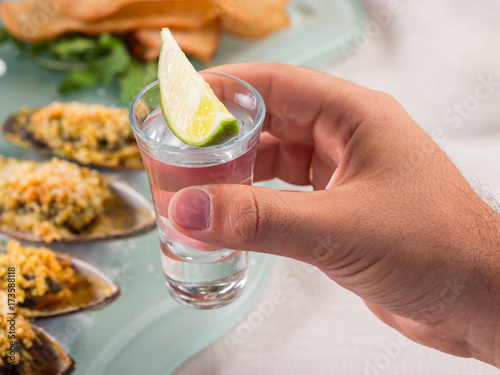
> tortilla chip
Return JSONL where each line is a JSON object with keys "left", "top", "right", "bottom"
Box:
{"left": 220, "top": 7, "right": 289, "bottom": 38}
{"left": 128, "top": 39, "right": 160, "bottom": 62}
{"left": 210, "top": 0, "right": 289, "bottom": 38}
{"left": 1, "top": 0, "right": 218, "bottom": 42}
{"left": 132, "top": 21, "right": 220, "bottom": 63}
{"left": 58, "top": 0, "right": 164, "bottom": 22}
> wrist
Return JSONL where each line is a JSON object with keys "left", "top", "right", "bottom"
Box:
{"left": 461, "top": 306, "right": 500, "bottom": 367}
{"left": 456, "top": 202, "right": 500, "bottom": 367}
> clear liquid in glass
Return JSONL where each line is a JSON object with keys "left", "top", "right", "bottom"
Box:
{"left": 140, "top": 105, "right": 256, "bottom": 308}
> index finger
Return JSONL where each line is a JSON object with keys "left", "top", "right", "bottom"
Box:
{"left": 205, "top": 63, "right": 367, "bottom": 143}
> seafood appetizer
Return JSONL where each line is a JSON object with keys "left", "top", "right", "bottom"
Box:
{"left": 0, "top": 240, "right": 120, "bottom": 318}
{"left": 2, "top": 101, "right": 143, "bottom": 169}
{"left": 0, "top": 156, "right": 156, "bottom": 242}
{"left": 0, "top": 291, "right": 76, "bottom": 374}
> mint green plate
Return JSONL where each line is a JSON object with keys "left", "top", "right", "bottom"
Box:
{"left": 0, "top": 1, "right": 364, "bottom": 373}
{"left": 214, "top": 0, "right": 366, "bottom": 67}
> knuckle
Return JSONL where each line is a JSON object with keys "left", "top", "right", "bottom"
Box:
{"left": 378, "top": 92, "right": 405, "bottom": 113}
{"left": 368, "top": 90, "right": 398, "bottom": 109}
{"left": 379, "top": 91, "right": 397, "bottom": 103}
{"left": 227, "top": 190, "right": 266, "bottom": 246}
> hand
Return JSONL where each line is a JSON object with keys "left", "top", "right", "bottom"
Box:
{"left": 168, "top": 63, "right": 500, "bottom": 367}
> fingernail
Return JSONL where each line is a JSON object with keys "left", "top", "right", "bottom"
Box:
{"left": 171, "top": 188, "right": 211, "bottom": 230}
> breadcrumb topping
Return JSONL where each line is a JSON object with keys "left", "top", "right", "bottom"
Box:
{"left": 17, "top": 101, "right": 142, "bottom": 167}
{"left": 0, "top": 291, "right": 35, "bottom": 366}
{"left": 0, "top": 156, "right": 112, "bottom": 242}
{"left": 0, "top": 241, "right": 77, "bottom": 305}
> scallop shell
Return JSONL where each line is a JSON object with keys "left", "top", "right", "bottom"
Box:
{"left": 0, "top": 177, "right": 156, "bottom": 243}
{"left": 0, "top": 241, "right": 121, "bottom": 318}
{"left": 2, "top": 110, "right": 143, "bottom": 170}
{"left": 25, "top": 325, "right": 76, "bottom": 375}
{"left": 20, "top": 255, "right": 121, "bottom": 319}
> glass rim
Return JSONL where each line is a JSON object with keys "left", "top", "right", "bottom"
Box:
{"left": 129, "top": 72, "right": 266, "bottom": 155}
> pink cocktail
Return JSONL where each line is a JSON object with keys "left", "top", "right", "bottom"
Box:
{"left": 129, "top": 73, "right": 265, "bottom": 309}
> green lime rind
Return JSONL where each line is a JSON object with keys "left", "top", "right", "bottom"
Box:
{"left": 159, "top": 103, "right": 239, "bottom": 147}
{"left": 203, "top": 118, "right": 240, "bottom": 147}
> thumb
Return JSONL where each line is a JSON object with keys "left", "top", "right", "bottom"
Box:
{"left": 168, "top": 184, "right": 353, "bottom": 265}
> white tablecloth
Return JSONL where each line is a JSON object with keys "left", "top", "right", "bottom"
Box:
{"left": 174, "top": 1, "right": 500, "bottom": 373}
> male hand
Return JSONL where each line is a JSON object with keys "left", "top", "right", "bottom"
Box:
{"left": 168, "top": 63, "right": 500, "bottom": 367}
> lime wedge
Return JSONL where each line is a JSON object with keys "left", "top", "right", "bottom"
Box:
{"left": 157, "top": 28, "right": 239, "bottom": 146}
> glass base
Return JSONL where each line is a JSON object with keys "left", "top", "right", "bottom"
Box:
{"left": 165, "top": 270, "right": 247, "bottom": 309}
{"left": 161, "top": 249, "right": 248, "bottom": 309}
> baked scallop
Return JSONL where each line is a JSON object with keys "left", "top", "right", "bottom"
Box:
{"left": 0, "top": 157, "right": 155, "bottom": 243}
{"left": 2, "top": 102, "right": 143, "bottom": 170}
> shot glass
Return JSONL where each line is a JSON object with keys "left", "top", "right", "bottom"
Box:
{"left": 129, "top": 72, "right": 265, "bottom": 309}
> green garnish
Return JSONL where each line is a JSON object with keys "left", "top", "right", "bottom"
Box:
{"left": 0, "top": 28, "right": 162, "bottom": 105}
